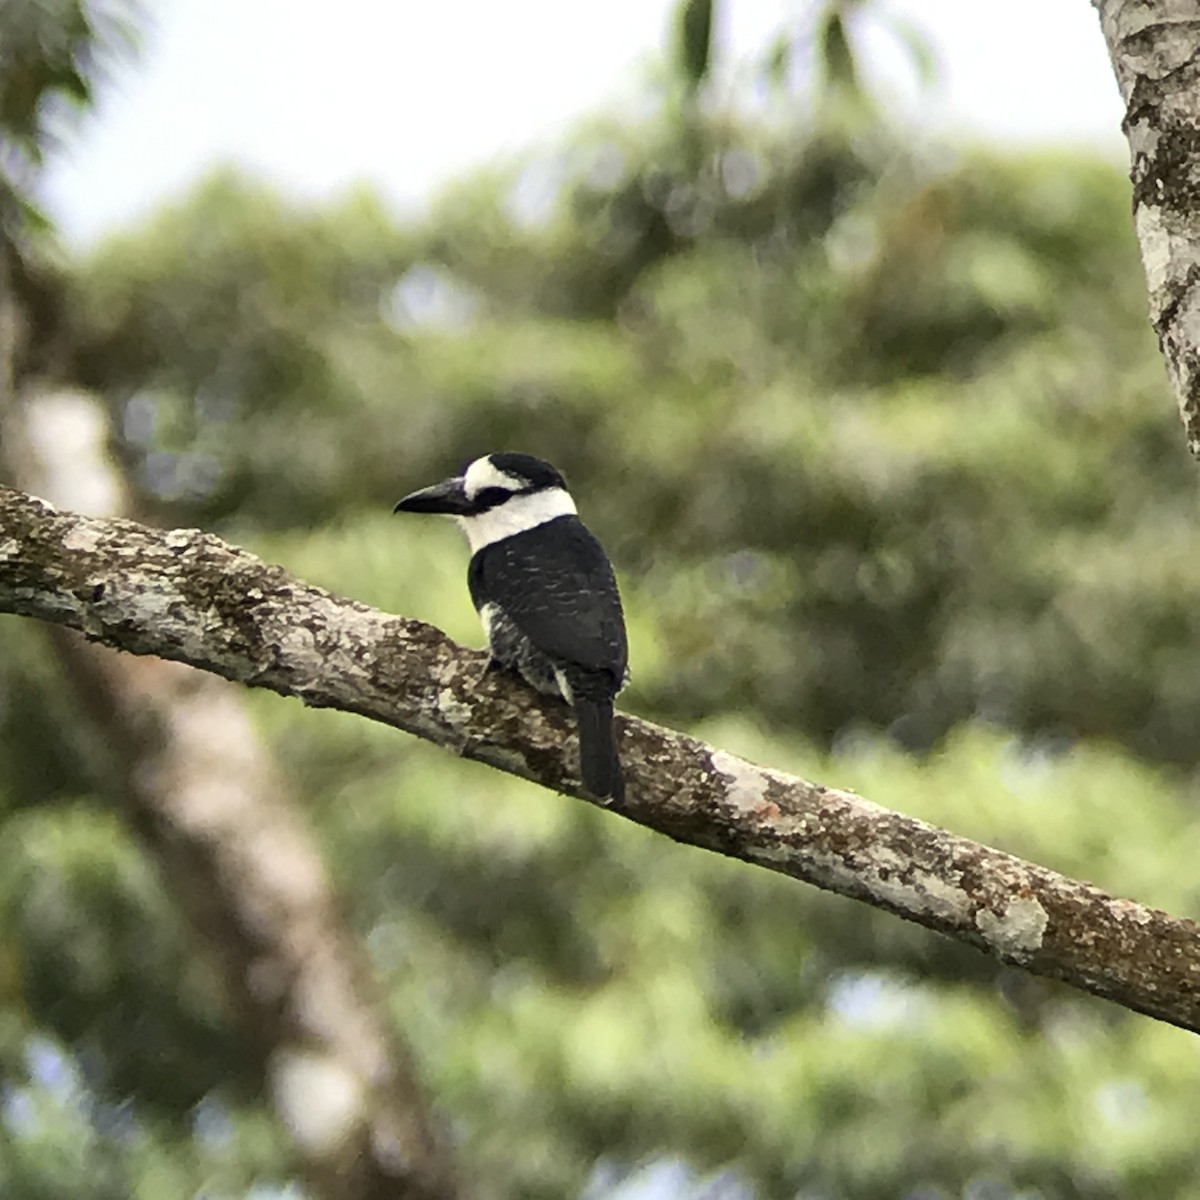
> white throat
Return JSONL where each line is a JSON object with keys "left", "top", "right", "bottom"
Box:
{"left": 456, "top": 486, "right": 577, "bottom": 553}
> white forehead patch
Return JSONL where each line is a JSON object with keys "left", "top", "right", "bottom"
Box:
{"left": 463, "top": 456, "right": 526, "bottom": 501}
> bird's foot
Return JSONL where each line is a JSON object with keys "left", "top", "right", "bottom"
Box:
{"left": 467, "top": 654, "right": 505, "bottom": 690}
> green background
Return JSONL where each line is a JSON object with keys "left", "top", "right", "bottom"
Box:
{"left": 2, "top": 2, "right": 1197, "bottom": 1197}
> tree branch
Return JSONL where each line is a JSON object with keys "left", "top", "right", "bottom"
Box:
{"left": 1095, "top": 1, "right": 1200, "bottom": 456}
{"left": 2, "top": 485, "right": 1199, "bottom": 1031}
{"left": 0, "top": 388, "right": 459, "bottom": 1197}
{"left": 1, "top": 193, "right": 462, "bottom": 1192}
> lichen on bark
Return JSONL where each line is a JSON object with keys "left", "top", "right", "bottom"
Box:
{"left": 3, "top": 482, "right": 1200, "bottom": 1034}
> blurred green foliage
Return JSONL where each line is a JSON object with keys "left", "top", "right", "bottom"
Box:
{"left": 0, "top": 0, "right": 137, "bottom": 236}
{"left": 4, "top": 2, "right": 1200, "bottom": 1199}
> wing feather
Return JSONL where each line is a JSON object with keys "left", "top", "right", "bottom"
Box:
{"left": 468, "top": 517, "right": 627, "bottom": 685}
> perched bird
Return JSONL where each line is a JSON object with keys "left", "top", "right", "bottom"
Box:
{"left": 394, "top": 452, "right": 629, "bottom": 801}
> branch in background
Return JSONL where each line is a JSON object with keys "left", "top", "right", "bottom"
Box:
{"left": 1095, "top": 1, "right": 1200, "bottom": 456}
{"left": 0, "top": 323, "right": 458, "bottom": 1200}
{"left": 2, "top": 486, "right": 1199, "bottom": 1032}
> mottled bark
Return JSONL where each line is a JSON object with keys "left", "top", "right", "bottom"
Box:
{"left": 1, "top": 287, "right": 458, "bottom": 1197}
{"left": 1, "top": 486, "right": 1198, "bottom": 1031}
{"left": 1095, "top": 0, "right": 1200, "bottom": 456}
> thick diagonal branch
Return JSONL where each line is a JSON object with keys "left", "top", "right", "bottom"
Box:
{"left": 1095, "top": 1, "right": 1200, "bottom": 456}
{"left": 1, "top": 486, "right": 1199, "bottom": 1031}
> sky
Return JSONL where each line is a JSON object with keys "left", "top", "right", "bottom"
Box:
{"left": 42, "top": 0, "right": 1127, "bottom": 248}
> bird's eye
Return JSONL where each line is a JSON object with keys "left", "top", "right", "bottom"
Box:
{"left": 475, "top": 487, "right": 510, "bottom": 509}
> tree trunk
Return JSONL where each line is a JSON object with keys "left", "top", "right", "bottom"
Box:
{"left": 1095, "top": 0, "right": 1200, "bottom": 456}
{"left": 0, "top": 274, "right": 459, "bottom": 1200}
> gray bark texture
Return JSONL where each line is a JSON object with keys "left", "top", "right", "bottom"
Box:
{"left": 1095, "top": 0, "right": 1200, "bottom": 455}
{"left": 1, "top": 486, "right": 1199, "bottom": 1031}
{"left": 1, "top": 284, "right": 458, "bottom": 1198}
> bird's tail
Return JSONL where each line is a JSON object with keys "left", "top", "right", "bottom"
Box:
{"left": 575, "top": 697, "right": 624, "bottom": 803}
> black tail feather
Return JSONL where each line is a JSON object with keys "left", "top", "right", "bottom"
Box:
{"left": 575, "top": 697, "right": 623, "bottom": 802}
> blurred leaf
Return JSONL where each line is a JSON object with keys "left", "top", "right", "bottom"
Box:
{"left": 880, "top": 10, "right": 940, "bottom": 90}
{"left": 762, "top": 32, "right": 791, "bottom": 92}
{"left": 676, "top": 0, "right": 715, "bottom": 93}
{"left": 0, "top": 0, "right": 140, "bottom": 217}
{"left": 816, "top": 2, "right": 868, "bottom": 110}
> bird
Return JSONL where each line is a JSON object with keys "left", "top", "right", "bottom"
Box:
{"left": 394, "top": 452, "right": 629, "bottom": 802}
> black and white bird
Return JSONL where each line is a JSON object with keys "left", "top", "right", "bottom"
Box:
{"left": 394, "top": 452, "right": 629, "bottom": 801}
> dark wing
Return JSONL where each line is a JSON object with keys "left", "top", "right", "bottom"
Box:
{"left": 469, "top": 516, "right": 627, "bottom": 683}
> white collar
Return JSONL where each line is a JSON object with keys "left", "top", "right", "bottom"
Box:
{"left": 455, "top": 487, "right": 577, "bottom": 552}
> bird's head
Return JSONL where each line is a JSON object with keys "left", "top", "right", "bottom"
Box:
{"left": 394, "top": 452, "right": 577, "bottom": 551}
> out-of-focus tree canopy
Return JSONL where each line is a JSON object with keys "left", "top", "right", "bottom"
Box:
{"left": 4, "top": 3, "right": 1199, "bottom": 1199}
